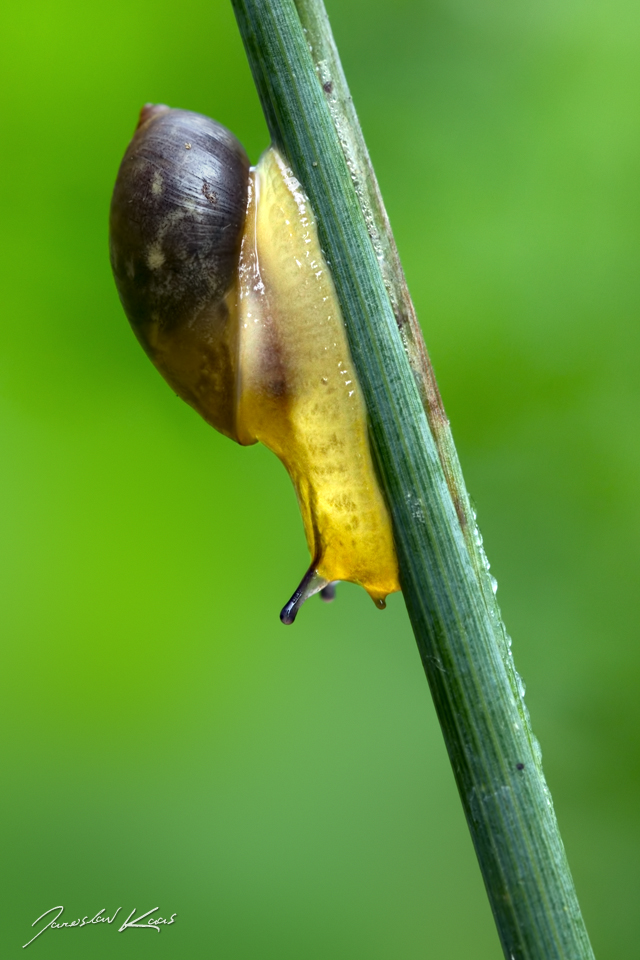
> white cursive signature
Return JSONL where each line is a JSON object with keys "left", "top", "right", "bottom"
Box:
{"left": 118, "top": 907, "right": 177, "bottom": 933}
{"left": 23, "top": 905, "right": 176, "bottom": 948}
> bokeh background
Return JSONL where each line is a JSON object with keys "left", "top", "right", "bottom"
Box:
{"left": 1, "top": 0, "right": 639, "bottom": 956}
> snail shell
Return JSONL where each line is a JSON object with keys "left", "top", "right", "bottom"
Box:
{"left": 109, "top": 104, "right": 249, "bottom": 440}
{"left": 110, "top": 105, "right": 400, "bottom": 622}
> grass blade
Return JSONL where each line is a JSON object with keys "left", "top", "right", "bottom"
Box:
{"left": 231, "top": 2, "right": 595, "bottom": 956}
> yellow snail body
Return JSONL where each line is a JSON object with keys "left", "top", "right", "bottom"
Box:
{"left": 109, "top": 105, "right": 400, "bottom": 622}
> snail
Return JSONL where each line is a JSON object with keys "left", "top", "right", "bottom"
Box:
{"left": 109, "top": 104, "right": 400, "bottom": 623}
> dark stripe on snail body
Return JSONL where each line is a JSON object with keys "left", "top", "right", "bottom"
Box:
{"left": 109, "top": 105, "right": 400, "bottom": 622}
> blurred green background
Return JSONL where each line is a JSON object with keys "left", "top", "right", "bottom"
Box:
{"left": 1, "top": 0, "right": 638, "bottom": 956}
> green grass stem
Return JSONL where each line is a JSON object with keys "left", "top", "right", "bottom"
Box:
{"left": 230, "top": 1, "right": 596, "bottom": 956}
